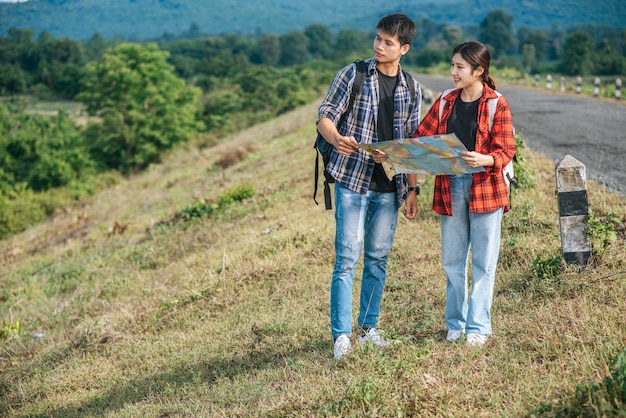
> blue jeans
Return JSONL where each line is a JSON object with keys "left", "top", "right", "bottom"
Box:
{"left": 330, "top": 182, "right": 398, "bottom": 339}
{"left": 440, "top": 174, "right": 503, "bottom": 335}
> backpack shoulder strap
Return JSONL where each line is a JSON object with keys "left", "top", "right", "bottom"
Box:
{"left": 341, "top": 59, "right": 366, "bottom": 126}
{"left": 487, "top": 90, "right": 502, "bottom": 131}
{"left": 402, "top": 70, "right": 416, "bottom": 105}
{"left": 438, "top": 88, "right": 456, "bottom": 124}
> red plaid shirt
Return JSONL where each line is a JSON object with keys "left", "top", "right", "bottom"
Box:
{"left": 414, "top": 84, "right": 516, "bottom": 215}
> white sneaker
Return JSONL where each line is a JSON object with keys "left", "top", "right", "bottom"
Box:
{"left": 357, "top": 327, "right": 400, "bottom": 348}
{"left": 446, "top": 329, "right": 465, "bottom": 342}
{"left": 333, "top": 335, "right": 352, "bottom": 360}
{"left": 467, "top": 333, "right": 488, "bottom": 346}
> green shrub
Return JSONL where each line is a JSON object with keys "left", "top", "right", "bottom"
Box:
{"left": 512, "top": 132, "right": 534, "bottom": 189}
{"left": 217, "top": 183, "right": 255, "bottom": 208}
{"left": 176, "top": 183, "right": 255, "bottom": 221}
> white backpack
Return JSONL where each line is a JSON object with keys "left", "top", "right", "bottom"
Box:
{"left": 438, "top": 88, "right": 517, "bottom": 190}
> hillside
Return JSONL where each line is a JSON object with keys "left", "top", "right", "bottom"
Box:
{"left": 1, "top": 97, "right": 625, "bottom": 415}
{"left": 0, "top": 0, "right": 624, "bottom": 40}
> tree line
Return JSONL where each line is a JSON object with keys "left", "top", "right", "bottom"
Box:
{"left": 1, "top": 10, "right": 624, "bottom": 98}
{"left": 0, "top": 10, "right": 625, "bottom": 239}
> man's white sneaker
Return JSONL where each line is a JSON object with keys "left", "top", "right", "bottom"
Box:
{"left": 357, "top": 327, "right": 400, "bottom": 348}
{"left": 467, "top": 332, "right": 488, "bottom": 346}
{"left": 333, "top": 335, "right": 352, "bottom": 360}
{"left": 446, "top": 329, "right": 465, "bottom": 342}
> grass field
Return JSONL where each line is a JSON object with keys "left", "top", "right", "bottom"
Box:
{"left": 1, "top": 100, "right": 625, "bottom": 417}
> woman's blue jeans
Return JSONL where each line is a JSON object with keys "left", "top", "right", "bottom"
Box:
{"left": 440, "top": 174, "right": 503, "bottom": 335}
{"left": 330, "top": 183, "right": 398, "bottom": 339}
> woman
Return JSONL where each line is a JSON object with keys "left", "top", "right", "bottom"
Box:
{"left": 415, "top": 41, "right": 515, "bottom": 346}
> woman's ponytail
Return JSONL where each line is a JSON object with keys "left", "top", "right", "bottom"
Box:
{"left": 484, "top": 73, "right": 496, "bottom": 90}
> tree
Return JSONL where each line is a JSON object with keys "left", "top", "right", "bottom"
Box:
{"left": 78, "top": 43, "right": 203, "bottom": 174}
{"left": 559, "top": 31, "right": 595, "bottom": 76}
{"left": 518, "top": 27, "right": 549, "bottom": 61}
{"left": 304, "top": 24, "right": 333, "bottom": 60}
{"left": 594, "top": 39, "right": 625, "bottom": 75}
{"left": 522, "top": 44, "right": 536, "bottom": 72}
{"left": 278, "top": 31, "right": 310, "bottom": 66}
{"left": 0, "top": 102, "right": 95, "bottom": 192}
{"left": 257, "top": 34, "right": 280, "bottom": 66}
{"left": 0, "top": 64, "right": 26, "bottom": 94}
{"left": 334, "top": 29, "right": 369, "bottom": 61}
{"left": 479, "top": 10, "right": 514, "bottom": 59}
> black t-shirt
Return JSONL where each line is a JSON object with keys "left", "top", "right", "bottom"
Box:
{"left": 447, "top": 95, "right": 479, "bottom": 151}
{"left": 369, "top": 71, "right": 397, "bottom": 192}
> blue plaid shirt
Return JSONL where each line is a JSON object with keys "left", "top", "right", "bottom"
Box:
{"left": 317, "top": 58, "right": 421, "bottom": 208}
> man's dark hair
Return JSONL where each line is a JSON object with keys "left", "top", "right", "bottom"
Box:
{"left": 376, "top": 13, "right": 416, "bottom": 46}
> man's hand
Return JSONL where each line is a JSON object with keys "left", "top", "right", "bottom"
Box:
{"left": 404, "top": 194, "right": 418, "bottom": 219}
{"left": 335, "top": 134, "right": 359, "bottom": 156}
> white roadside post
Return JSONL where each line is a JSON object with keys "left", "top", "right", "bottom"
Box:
{"left": 593, "top": 77, "right": 600, "bottom": 97}
{"left": 556, "top": 155, "right": 591, "bottom": 265}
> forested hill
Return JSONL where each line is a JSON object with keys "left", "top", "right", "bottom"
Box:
{"left": 0, "top": 0, "right": 624, "bottom": 40}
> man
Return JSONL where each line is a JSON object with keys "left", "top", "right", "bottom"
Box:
{"left": 316, "top": 13, "right": 422, "bottom": 360}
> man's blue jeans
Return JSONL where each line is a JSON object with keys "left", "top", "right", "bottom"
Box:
{"left": 440, "top": 174, "right": 503, "bottom": 335}
{"left": 330, "top": 183, "right": 398, "bottom": 339}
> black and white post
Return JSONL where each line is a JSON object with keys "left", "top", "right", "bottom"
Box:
{"left": 616, "top": 78, "right": 622, "bottom": 100}
{"left": 593, "top": 77, "right": 600, "bottom": 97}
{"left": 556, "top": 155, "right": 591, "bottom": 265}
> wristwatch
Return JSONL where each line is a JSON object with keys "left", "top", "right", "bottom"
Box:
{"left": 407, "top": 186, "right": 420, "bottom": 195}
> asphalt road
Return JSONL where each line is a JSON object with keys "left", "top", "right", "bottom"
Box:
{"left": 413, "top": 74, "right": 626, "bottom": 195}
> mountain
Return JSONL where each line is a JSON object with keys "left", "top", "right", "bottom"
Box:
{"left": 0, "top": 0, "right": 624, "bottom": 41}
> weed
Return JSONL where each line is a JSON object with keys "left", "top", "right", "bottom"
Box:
{"left": 176, "top": 183, "right": 255, "bottom": 221}
{"left": 532, "top": 348, "right": 626, "bottom": 416}
{"left": 178, "top": 198, "right": 216, "bottom": 220}
{"left": 584, "top": 210, "right": 622, "bottom": 255}
{"left": 0, "top": 319, "right": 22, "bottom": 341}
{"left": 217, "top": 183, "right": 255, "bottom": 208}
{"left": 531, "top": 254, "right": 564, "bottom": 280}
{"left": 344, "top": 377, "right": 384, "bottom": 411}
{"left": 512, "top": 131, "right": 535, "bottom": 189}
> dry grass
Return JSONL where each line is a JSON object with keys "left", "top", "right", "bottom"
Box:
{"left": 0, "top": 101, "right": 625, "bottom": 417}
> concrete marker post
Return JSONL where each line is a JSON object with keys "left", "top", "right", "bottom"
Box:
{"left": 546, "top": 74, "right": 552, "bottom": 89}
{"left": 560, "top": 76, "right": 565, "bottom": 93}
{"left": 616, "top": 78, "right": 622, "bottom": 100}
{"left": 576, "top": 76, "right": 582, "bottom": 94}
{"left": 556, "top": 155, "right": 591, "bottom": 265}
{"left": 593, "top": 77, "right": 600, "bottom": 97}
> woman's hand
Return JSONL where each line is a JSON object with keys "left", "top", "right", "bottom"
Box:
{"left": 459, "top": 151, "right": 494, "bottom": 168}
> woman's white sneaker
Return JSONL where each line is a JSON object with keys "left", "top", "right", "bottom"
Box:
{"left": 467, "top": 332, "right": 488, "bottom": 346}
